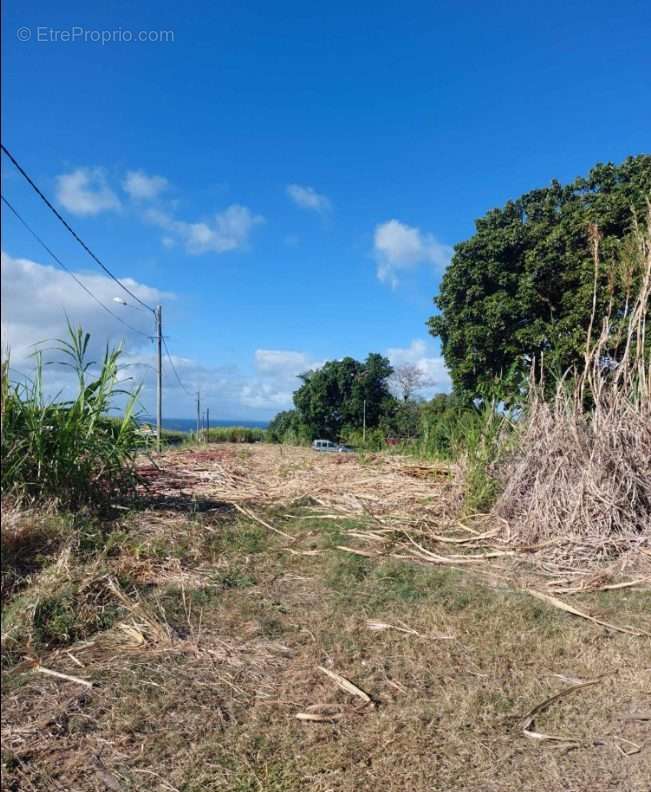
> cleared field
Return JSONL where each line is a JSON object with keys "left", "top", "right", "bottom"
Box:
{"left": 2, "top": 444, "right": 649, "bottom": 791}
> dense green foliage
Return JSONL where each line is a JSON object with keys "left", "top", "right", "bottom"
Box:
{"left": 429, "top": 155, "right": 651, "bottom": 402}
{"left": 291, "top": 353, "right": 395, "bottom": 440}
{"left": 267, "top": 409, "right": 310, "bottom": 444}
{"left": 1, "top": 326, "right": 142, "bottom": 508}
{"left": 269, "top": 382, "right": 479, "bottom": 456}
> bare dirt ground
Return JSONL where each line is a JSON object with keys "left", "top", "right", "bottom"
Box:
{"left": 2, "top": 444, "right": 650, "bottom": 791}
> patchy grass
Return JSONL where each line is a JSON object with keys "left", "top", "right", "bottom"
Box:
{"left": 2, "top": 447, "right": 649, "bottom": 792}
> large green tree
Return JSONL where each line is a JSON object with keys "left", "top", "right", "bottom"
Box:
{"left": 429, "top": 155, "right": 651, "bottom": 402}
{"left": 292, "top": 353, "right": 394, "bottom": 439}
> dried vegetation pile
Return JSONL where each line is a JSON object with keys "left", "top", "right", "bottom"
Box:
{"left": 494, "top": 217, "right": 651, "bottom": 575}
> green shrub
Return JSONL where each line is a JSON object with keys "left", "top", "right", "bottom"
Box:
{"left": 457, "top": 406, "right": 509, "bottom": 512}
{"left": 409, "top": 398, "right": 511, "bottom": 512}
{"left": 267, "top": 410, "right": 311, "bottom": 444}
{"left": 341, "top": 427, "right": 386, "bottom": 451}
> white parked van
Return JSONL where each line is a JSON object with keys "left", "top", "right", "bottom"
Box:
{"left": 311, "top": 439, "right": 353, "bottom": 453}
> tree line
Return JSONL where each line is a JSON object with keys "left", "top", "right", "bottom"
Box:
{"left": 270, "top": 155, "right": 651, "bottom": 445}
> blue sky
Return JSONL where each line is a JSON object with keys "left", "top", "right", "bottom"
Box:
{"left": 2, "top": 0, "right": 650, "bottom": 419}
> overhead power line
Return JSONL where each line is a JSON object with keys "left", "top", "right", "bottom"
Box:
{"left": 2, "top": 194, "right": 153, "bottom": 340}
{"left": 1, "top": 144, "right": 154, "bottom": 313}
{"left": 162, "top": 335, "right": 194, "bottom": 397}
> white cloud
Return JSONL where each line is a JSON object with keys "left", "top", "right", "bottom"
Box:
{"left": 286, "top": 184, "right": 332, "bottom": 214}
{"left": 122, "top": 170, "right": 169, "bottom": 201}
{"left": 147, "top": 204, "right": 264, "bottom": 254}
{"left": 240, "top": 382, "right": 294, "bottom": 410}
{"left": 0, "top": 250, "right": 316, "bottom": 419}
{"left": 241, "top": 349, "right": 322, "bottom": 409}
{"left": 56, "top": 168, "right": 121, "bottom": 216}
{"left": 1, "top": 250, "right": 173, "bottom": 412}
{"left": 1, "top": 251, "right": 168, "bottom": 365}
{"left": 386, "top": 339, "right": 451, "bottom": 394}
{"left": 254, "top": 349, "right": 313, "bottom": 375}
{"left": 373, "top": 219, "right": 452, "bottom": 287}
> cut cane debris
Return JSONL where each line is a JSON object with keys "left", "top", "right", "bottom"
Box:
{"left": 525, "top": 589, "right": 650, "bottom": 636}
{"left": 427, "top": 528, "right": 499, "bottom": 545}
{"left": 295, "top": 711, "right": 342, "bottom": 722}
{"left": 232, "top": 502, "right": 293, "bottom": 539}
{"left": 366, "top": 620, "right": 455, "bottom": 640}
{"left": 613, "top": 737, "right": 642, "bottom": 756}
{"left": 547, "top": 578, "right": 650, "bottom": 595}
{"left": 33, "top": 664, "right": 93, "bottom": 688}
{"left": 336, "top": 545, "right": 379, "bottom": 558}
{"left": 295, "top": 704, "right": 343, "bottom": 723}
{"left": 522, "top": 678, "right": 602, "bottom": 743}
{"left": 367, "top": 620, "right": 420, "bottom": 636}
{"left": 318, "top": 666, "right": 373, "bottom": 705}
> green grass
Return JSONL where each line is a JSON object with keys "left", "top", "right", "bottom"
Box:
{"left": 213, "top": 566, "right": 257, "bottom": 589}
{"left": 2, "top": 566, "right": 126, "bottom": 662}
{"left": 206, "top": 520, "right": 270, "bottom": 556}
{"left": 326, "top": 552, "right": 476, "bottom": 611}
{"left": 32, "top": 587, "right": 120, "bottom": 646}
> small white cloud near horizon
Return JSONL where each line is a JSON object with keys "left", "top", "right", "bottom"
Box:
{"left": 386, "top": 339, "right": 451, "bottom": 394}
{"left": 147, "top": 204, "right": 264, "bottom": 255}
{"left": 56, "top": 168, "right": 121, "bottom": 216}
{"left": 286, "top": 184, "right": 332, "bottom": 214}
{"left": 122, "top": 170, "right": 169, "bottom": 201}
{"left": 374, "top": 219, "right": 452, "bottom": 287}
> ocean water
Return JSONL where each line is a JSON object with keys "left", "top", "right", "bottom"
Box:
{"left": 139, "top": 417, "right": 269, "bottom": 432}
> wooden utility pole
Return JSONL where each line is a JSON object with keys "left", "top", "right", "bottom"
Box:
{"left": 206, "top": 407, "right": 210, "bottom": 442}
{"left": 196, "top": 390, "right": 201, "bottom": 441}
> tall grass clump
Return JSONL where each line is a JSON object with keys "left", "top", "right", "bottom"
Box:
{"left": 403, "top": 400, "right": 510, "bottom": 512}
{"left": 454, "top": 406, "right": 510, "bottom": 513}
{"left": 1, "top": 324, "right": 142, "bottom": 509}
{"left": 205, "top": 426, "right": 267, "bottom": 443}
{"left": 494, "top": 214, "right": 651, "bottom": 568}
